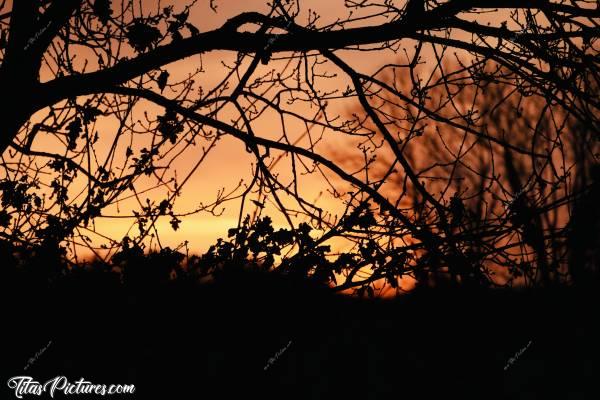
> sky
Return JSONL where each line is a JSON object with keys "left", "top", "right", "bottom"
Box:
{"left": 73, "top": 0, "right": 418, "bottom": 256}
{"left": 12, "top": 1, "right": 515, "bottom": 289}
{"left": 1, "top": 0, "right": 576, "bottom": 294}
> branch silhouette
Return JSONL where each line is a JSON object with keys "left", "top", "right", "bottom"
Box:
{"left": 0, "top": 0, "right": 597, "bottom": 292}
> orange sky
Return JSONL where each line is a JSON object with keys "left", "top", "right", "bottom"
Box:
{"left": 20, "top": 1, "right": 511, "bottom": 269}
{"left": 1, "top": 0, "right": 566, "bottom": 294}
{"left": 66, "top": 0, "right": 419, "bottom": 256}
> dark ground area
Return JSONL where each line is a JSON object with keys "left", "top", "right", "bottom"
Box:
{"left": 2, "top": 265, "right": 599, "bottom": 399}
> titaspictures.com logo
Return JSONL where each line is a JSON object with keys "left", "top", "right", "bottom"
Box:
{"left": 7, "top": 376, "right": 135, "bottom": 398}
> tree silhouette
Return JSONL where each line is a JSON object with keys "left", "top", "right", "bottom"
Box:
{"left": 337, "top": 62, "right": 599, "bottom": 292}
{"left": 0, "top": 0, "right": 598, "bottom": 292}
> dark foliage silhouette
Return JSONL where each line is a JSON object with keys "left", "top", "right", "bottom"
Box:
{"left": 0, "top": 0, "right": 598, "bottom": 292}
{"left": 336, "top": 62, "right": 599, "bottom": 291}
{"left": 2, "top": 236, "right": 599, "bottom": 399}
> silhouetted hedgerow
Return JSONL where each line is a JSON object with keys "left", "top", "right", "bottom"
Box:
{"left": 3, "top": 204, "right": 599, "bottom": 298}
{"left": 2, "top": 215, "right": 345, "bottom": 295}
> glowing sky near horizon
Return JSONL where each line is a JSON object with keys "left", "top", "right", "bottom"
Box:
{"left": 22, "top": 0, "right": 511, "bottom": 263}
